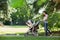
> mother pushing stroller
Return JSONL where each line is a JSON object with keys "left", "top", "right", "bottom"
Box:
{"left": 25, "top": 20, "right": 40, "bottom": 36}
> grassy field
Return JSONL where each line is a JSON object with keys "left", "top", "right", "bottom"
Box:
{"left": 0, "top": 36, "right": 60, "bottom": 40}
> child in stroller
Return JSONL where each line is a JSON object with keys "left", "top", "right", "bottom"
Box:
{"left": 25, "top": 20, "right": 40, "bottom": 36}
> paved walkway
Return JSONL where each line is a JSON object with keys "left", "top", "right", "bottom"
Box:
{"left": 0, "top": 26, "right": 44, "bottom": 35}
{"left": 0, "top": 26, "right": 29, "bottom": 34}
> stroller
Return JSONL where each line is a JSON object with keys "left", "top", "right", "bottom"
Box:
{"left": 25, "top": 20, "right": 40, "bottom": 36}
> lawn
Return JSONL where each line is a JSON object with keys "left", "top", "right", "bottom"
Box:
{"left": 0, "top": 36, "right": 60, "bottom": 40}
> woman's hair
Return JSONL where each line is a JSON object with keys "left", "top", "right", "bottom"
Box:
{"left": 43, "top": 11, "right": 47, "bottom": 14}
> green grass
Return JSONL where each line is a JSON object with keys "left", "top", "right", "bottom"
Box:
{"left": 0, "top": 36, "right": 60, "bottom": 40}
{"left": 10, "top": 0, "right": 25, "bottom": 8}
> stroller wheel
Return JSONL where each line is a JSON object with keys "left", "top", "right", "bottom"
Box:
{"left": 32, "top": 32, "right": 38, "bottom": 36}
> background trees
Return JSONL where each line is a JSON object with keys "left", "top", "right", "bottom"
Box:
{"left": 0, "top": 0, "right": 60, "bottom": 29}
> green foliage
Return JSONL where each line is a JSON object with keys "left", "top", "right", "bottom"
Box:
{"left": 11, "top": 8, "right": 26, "bottom": 25}
{"left": 45, "top": 1, "right": 60, "bottom": 29}
{"left": 0, "top": 0, "right": 60, "bottom": 30}
{"left": 11, "top": 7, "right": 33, "bottom": 25}
{"left": 10, "top": 0, "right": 25, "bottom": 8}
{"left": 37, "top": 0, "right": 47, "bottom": 6}
{"left": 10, "top": 0, "right": 34, "bottom": 25}
{"left": 33, "top": 0, "right": 48, "bottom": 14}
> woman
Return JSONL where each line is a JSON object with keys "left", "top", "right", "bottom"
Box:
{"left": 42, "top": 11, "right": 51, "bottom": 36}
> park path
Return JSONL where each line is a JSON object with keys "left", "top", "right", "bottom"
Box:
{"left": 0, "top": 26, "right": 29, "bottom": 34}
{"left": 0, "top": 26, "right": 60, "bottom": 36}
{"left": 0, "top": 26, "right": 44, "bottom": 35}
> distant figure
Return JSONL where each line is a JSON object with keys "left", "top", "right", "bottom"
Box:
{"left": 42, "top": 11, "right": 51, "bottom": 36}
